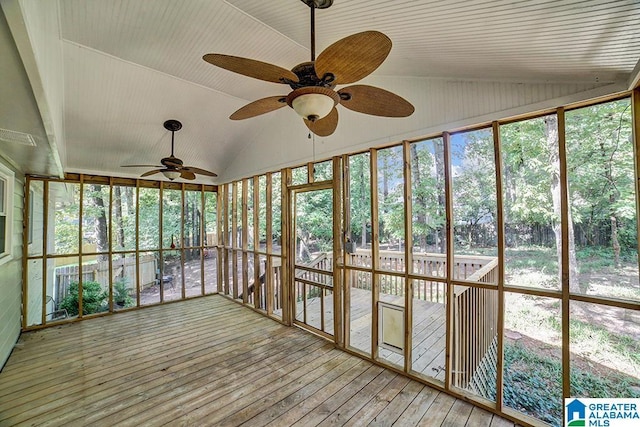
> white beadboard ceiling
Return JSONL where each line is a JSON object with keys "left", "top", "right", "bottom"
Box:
{"left": 2, "top": 0, "right": 639, "bottom": 182}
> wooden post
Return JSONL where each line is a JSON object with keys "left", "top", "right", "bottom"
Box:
{"left": 78, "top": 176, "right": 84, "bottom": 317}
{"left": 443, "top": 131, "right": 454, "bottom": 390}
{"left": 108, "top": 177, "right": 114, "bottom": 311}
{"left": 135, "top": 179, "right": 141, "bottom": 306}
{"left": 558, "top": 107, "right": 571, "bottom": 403}
{"left": 342, "top": 154, "right": 351, "bottom": 348}
{"left": 492, "top": 121, "right": 505, "bottom": 410}
{"left": 231, "top": 181, "right": 238, "bottom": 299}
{"left": 632, "top": 89, "right": 640, "bottom": 300}
{"left": 217, "top": 188, "right": 224, "bottom": 294}
{"left": 253, "top": 176, "right": 260, "bottom": 309}
{"left": 200, "top": 185, "right": 205, "bottom": 296}
{"left": 281, "top": 168, "right": 292, "bottom": 325}
{"left": 180, "top": 183, "right": 186, "bottom": 299}
{"left": 370, "top": 148, "right": 380, "bottom": 360}
{"left": 159, "top": 181, "right": 164, "bottom": 303}
{"left": 403, "top": 140, "right": 413, "bottom": 373}
{"left": 266, "top": 173, "right": 274, "bottom": 315}
{"left": 332, "top": 156, "right": 343, "bottom": 346}
{"left": 241, "top": 179, "right": 249, "bottom": 304}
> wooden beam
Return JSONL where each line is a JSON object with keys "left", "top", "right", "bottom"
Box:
{"left": 242, "top": 179, "right": 249, "bottom": 304}
{"left": 281, "top": 168, "right": 292, "bottom": 325}
{"left": 266, "top": 173, "right": 274, "bottom": 315}
{"left": 253, "top": 176, "right": 260, "bottom": 310}
{"left": 557, "top": 107, "right": 571, "bottom": 404}
{"left": 342, "top": 155, "right": 351, "bottom": 348}
{"left": 633, "top": 90, "right": 640, "bottom": 303}
{"left": 159, "top": 181, "right": 165, "bottom": 303}
{"left": 332, "top": 156, "right": 343, "bottom": 346}
{"left": 180, "top": 183, "right": 186, "bottom": 300}
{"left": 78, "top": 176, "right": 84, "bottom": 317}
{"left": 232, "top": 182, "right": 238, "bottom": 299}
{"left": 443, "top": 131, "right": 454, "bottom": 391}
{"left": 492, "top": 121, "right": 505, "bottom": 411}
{"left": 370, "top": 148, "right": 380, "bottom": 360}
{"left": 135, "top": 179, "right": 141, "bottom": 306}
{"left": 403, "top": 140, "right": 413, "bottom": 373}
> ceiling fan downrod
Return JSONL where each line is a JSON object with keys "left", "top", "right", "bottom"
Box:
{"left": 163, "top": 119, "right": 182, "bottom": 157}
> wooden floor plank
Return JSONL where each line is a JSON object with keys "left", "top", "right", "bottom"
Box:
{"left": 440, "top": 399, "right": 475, "bottom": 426}
{"left": 391, "top": 386, "right": 440, "bottom": 425}
{"left": 340, "top": 375, "right": 411, "bottom": 427}
{"left": 0, "top": 294, "right": 518, "bottom": 427}
{"left": 466, "top": 406, "right": 495, "bottom": 427}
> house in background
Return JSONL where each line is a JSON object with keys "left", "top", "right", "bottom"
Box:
{"left": 1, "top": 1, "right": 640, "bottom": 426}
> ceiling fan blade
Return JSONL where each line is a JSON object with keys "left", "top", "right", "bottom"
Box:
{"left": 121, "top": 164, "right": 162, "bottom": 168}
{"left": 203, "top": 54, "right": 298, "bottom": 84}
{"left": 338, "top": 85, "right": 414, "bottom": 117}
{"left": 304, "top": 107, "right": 338, "bottom": 137}
{"left": 180, "top": 170, "right": 196, "bottom": 180}
{"left": 230, "top": 96, "right": 288, "bottom": 120}
{"left": 315, "top": 31, "right": 391, "bottom": 85}
{"left": 140, "top": 169, "right": 165, "bottom": 177}
{"left": 182, "top": 166, "right": 218, "bottom": 177}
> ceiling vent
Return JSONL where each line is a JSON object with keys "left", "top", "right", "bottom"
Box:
{"left": 0, "top": 128, "right": 37, "bottom": 147}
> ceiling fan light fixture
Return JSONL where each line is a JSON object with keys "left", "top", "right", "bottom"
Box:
{"left": 162, "top": 170, "right": 182, "bottom": 180}
{"left": 287, "top": 87, "right": 339, "bottom": 122}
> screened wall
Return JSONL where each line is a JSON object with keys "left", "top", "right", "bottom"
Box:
{"left": 23, "top": 175, "right": 218, "bottom": 327}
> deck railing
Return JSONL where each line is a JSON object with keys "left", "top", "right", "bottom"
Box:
{"left": 346, "top": 248, "right": 499, "bottom": 395}
{"left": 451, "top": 258, "right": 499, "bottom": 394}
{"left": 347, "top": 249, "right": 496, "bottom": 304}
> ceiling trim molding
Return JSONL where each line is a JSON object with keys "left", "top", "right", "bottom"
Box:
{"left": 1, "top": 0, "right": 64, "bottom": 177}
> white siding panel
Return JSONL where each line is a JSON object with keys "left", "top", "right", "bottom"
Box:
{"left": 0, "top": 160, "right": 23, "bottom": 370}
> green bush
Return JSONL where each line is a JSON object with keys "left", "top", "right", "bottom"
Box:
{"left": 113, "top": 278, "right": 134, "bottom": 308}
{"left": 59, "top": 281, "right": 108, "bottom": 316}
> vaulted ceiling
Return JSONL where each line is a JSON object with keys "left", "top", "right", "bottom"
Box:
{"left": 1, "top": 0, "right": 639, "bottom": 183}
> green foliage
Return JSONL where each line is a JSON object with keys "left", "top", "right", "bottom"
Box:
{"left": 503, "top": 342, "right": 640, "bottom": 427}
{"left": 59, "top": 281, "right": 108, "bottom": 316}
{"left": 113, "top": 278, "right": 134, "bottom": 308}
{"left": 503, "top": 343, "right": 562, "bottom": 426}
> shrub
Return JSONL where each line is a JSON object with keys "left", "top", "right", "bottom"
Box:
{"left": 59, "top": 281, "right": 108, "bottom": 316}
{"left": 113, "top": 278, "right": 134, "bottom": 308}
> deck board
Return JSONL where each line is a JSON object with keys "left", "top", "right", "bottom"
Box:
{"left": 0, "top": 295, "right": 517, "bottom": 426}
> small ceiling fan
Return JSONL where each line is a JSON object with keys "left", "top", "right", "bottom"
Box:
{"left": 203, "top": 0, "right": 414, "bottom": 136}
{"left": 121, "top": 119, "right": 218, "bottom": 180}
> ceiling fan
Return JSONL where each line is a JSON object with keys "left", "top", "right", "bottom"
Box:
{"left": 121, "top": 119, "right": 218, "bottom": 180}
{"left": 202, "top": 0, "right": 414, "bottom": 137}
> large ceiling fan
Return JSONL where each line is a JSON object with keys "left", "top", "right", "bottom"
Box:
{"left": 203, "top": 0, "right": 414, "bottom": 136}
{"left": 121, "top": 120, "right": 218, "bottom": 180}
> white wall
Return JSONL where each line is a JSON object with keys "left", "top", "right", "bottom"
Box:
{"left": 0, "top": 157, "right": 24, "bottom": 370}
{"left": 222, "top": 77, "right": 625, "bottom": 181}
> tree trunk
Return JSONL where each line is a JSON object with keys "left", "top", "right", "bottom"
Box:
{"left": 90, "top": 185, "right": 109, "bottom": 262}
{"left": 546, "top": 116, "right": 579, "bottom": 292}
{"left": 411, "top": 144, "right": 428, "bottom": 251}
{"left": 113, "top": 186, "right": 125, "bottom": 251}
{"left": 601, "top": 139, "right": 621, "bottom": 267}
{"left": 434, "top": 138, "right": 446, "bottom": 253}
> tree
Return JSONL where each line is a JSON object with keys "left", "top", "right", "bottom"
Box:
{"left": 348, "top": 153, "right": 371, "bottom": 248}
{"left": 546, "top": 115, "right": 579, "bottom": 292}
{"left": 565, "top": 100, "right": 635, "bottom": 267}
{"left": 411, "top": 140, "right": 446, "bottom": 252}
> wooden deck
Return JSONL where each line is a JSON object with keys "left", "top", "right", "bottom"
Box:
{"left": 0, "top": 295, "right": 515, "bottom": 426}
{"left": 296, "top": 287, "right": 446, "bottom": 381}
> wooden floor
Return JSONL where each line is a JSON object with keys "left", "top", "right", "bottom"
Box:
{"left": 0, "top": 295, "right": 517, "bottom": 427}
